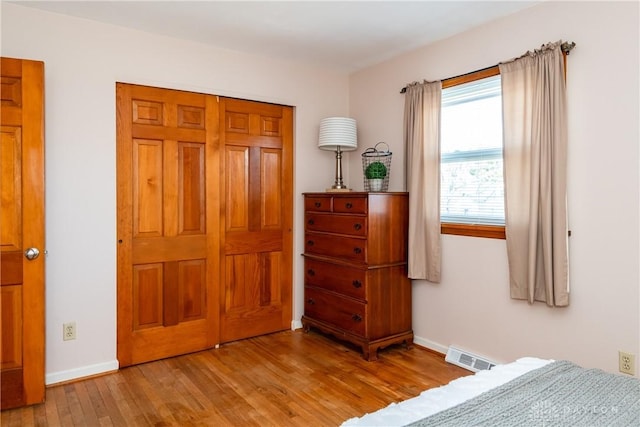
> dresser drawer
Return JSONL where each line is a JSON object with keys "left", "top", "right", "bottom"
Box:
{"left": 304, "top": 258, "right": 366, "bottom": 300}
{"left": 305, "top": 212, "right": 367, "bottom": 236}
{"left": 304, "top": 287, "right": 365, "bottom": 336}
{"left": 304, "top": 196, "right": 332, "bottom": 212}
{"left": 332, "top": 197, "right": 367, "bottom": 214}
{"left": 305, "top": 233, "right": 366, "bottom": 263}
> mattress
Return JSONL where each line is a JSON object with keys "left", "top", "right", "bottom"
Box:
{"left": 341, "top": 357, "right": 552, "bottom": 427}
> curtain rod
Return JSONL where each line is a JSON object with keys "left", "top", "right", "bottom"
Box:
{"left": 400, "top": 41, "right": 576, "bottom": 94}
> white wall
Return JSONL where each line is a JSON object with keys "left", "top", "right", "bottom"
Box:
{"left": 349, "top": 1, "right": 640, "bottom": 374}
{"left": 1, "top": 3, "right": 355, "bottom": 384}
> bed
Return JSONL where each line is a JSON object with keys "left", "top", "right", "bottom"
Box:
{"left": 342, "top": 357, "right": 640, "bottom": 426}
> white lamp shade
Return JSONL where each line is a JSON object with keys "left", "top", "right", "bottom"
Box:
{"left": 318, "top": 117, "right": 357, "bottom": 151}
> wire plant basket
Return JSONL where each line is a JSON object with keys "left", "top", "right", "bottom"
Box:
{"left": 362, "top": 142, "right": 392, "bottom": 192}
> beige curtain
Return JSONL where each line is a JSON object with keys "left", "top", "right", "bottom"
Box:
{"left": 499, "top": 41, "right": 570, "bottom": 306}
{"left": 404, "top": 81, "right": 442, "bottom": 282}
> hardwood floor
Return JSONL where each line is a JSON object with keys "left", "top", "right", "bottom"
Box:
{"left": 0, "top": 330, "right": 470, "bottom": 426}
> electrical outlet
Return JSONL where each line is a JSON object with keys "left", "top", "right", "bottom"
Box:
{"left": 63, "top": 322, "right": 76, "bottom": 341}
{"left": 618, "top": 351, "right": 635, "bottom": 375}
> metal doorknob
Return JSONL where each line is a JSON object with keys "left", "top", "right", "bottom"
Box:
{"left": 25, "top": 247, "right": 40, "bottom": 260}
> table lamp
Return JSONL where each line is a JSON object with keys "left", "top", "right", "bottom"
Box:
{"left": 318, "top": 117, "right": 357, "bottom": 191}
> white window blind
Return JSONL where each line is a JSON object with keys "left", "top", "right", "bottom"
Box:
{"left": 441, "top": 75, "right": 505, "bottom": 225}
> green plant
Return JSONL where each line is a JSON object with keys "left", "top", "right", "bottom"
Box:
{"left": 365, "top": 161, "right": 387, "bottom": 179}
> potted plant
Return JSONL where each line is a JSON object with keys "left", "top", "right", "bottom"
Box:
{"left": 365, "top": 161, "right": 387, "bottom": 191}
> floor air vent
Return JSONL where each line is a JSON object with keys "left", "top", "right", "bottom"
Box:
{"left": 445, "top": 346, "right": 497, "bottom": 372}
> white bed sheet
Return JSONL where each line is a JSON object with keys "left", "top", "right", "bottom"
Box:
{"left": 341, "top": 357, "right": 552, "bottom": 427}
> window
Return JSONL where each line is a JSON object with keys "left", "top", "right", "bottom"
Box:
{"left": 440, "top": 67, "right": 505, "bottom": 239}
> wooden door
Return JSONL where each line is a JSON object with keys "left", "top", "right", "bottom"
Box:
{"left": 219, "top": 98, "right": 293, "bottom": 342}
{"left": 116, "top": 84, "right": 220, "bottom": 367}
{"left": 1, "top": 57, "right": 45, "bottom": 409}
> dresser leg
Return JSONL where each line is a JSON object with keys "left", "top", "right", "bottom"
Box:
{"left": 363, "top": 346, "right": 379, "bottom": 361}
{"left": 301, "top": 317, "right": 311, "bottom": 333}
{"left": 362, "top": 347, "right": 371, "bottom": 361}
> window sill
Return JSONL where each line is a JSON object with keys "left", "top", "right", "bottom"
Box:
{"left": 441, "top": 223, "right": 505, "bottom": 239}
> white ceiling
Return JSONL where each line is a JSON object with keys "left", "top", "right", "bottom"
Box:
{"left": 14, "top": 1, "right": 540, "bottom": 72}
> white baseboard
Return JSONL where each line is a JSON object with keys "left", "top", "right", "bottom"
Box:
{"left": 46, "top": 359, "right": 119, "bottom": 385}
{"left": 291, "top": 319, "right": 303, "bottom": 330}
{"left": 413, "top": 335, "right": 449, "bottom": 355}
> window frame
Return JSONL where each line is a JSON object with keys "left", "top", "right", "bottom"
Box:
{"left": 440, "top": 66, "right": 506, "bottom": 240}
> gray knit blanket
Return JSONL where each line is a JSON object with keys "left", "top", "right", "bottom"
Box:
{"left": 406, "top": 360, "right": 640, "bottom": 426}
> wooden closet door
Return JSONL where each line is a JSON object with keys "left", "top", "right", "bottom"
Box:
{"left": 116, "top": 84, "right": 220, "bottom": 366}
{"left": 219, "top": 98, "right": 293, "bottom": 342}
{"left": 0, "top": 57, "right": 45, "bottom": 409}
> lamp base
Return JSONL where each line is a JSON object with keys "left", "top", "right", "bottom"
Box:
{"left": 325, "top": 188, "right": 352, "bottom": 192}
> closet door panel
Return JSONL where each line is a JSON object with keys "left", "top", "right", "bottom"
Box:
{"left": 220, "top": 99, "right": 293, "bottom": 342}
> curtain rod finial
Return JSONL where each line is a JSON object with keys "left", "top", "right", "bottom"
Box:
{"left": 561, "top": 41, "right": 576, "bottom": 55}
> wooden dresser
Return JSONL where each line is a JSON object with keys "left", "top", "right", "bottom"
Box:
{"left": 301, "top": 192, "right": 412, "bottom": 360}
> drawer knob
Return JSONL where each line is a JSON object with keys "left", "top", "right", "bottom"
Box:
{"left": 353, "top": 247, "right": 362, "bottom": 254}
{"left": 345, "top": 202, "right": 353, "bottom": 209}
{"left": 352, "top": 280, "right": 362, "bottom": 288}
{"left": 307, "top": 269, "right": 315, "bottom": 276}
{"left": 308, "top": 219, "right": 315, "bottom": 225}
{"left": 307, "top": 240, "right": 314, "bottom": 246}
{"left": 314, "top": 201, "right": 321, "bottom": 208}
{"left": 307, "top": 298, "right": 315, "bottom": 305}
{"left": 354, "top": 223, "right": 362, "bottom": 231}
{"left": 352, "top": 314, "right": 363, "bottom": 322}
